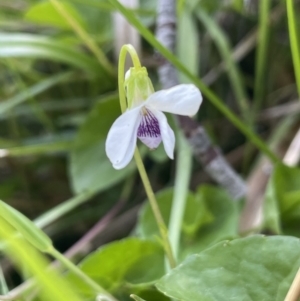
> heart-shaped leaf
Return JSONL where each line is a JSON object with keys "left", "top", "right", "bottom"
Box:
{"left": 156, "top": 235, "right": 300, "bottom": 301}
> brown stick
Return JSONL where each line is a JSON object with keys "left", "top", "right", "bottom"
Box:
{"left": 285, "top": 268, "right": 300, "bottom": 301}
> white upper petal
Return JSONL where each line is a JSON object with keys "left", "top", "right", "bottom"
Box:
{"left": 105, "top": 106, "right": 142, "bottom": 169}
{"left": 149, "top": 109, "right": 175, "bottom": 159}
{"left": 145, "top": 84, "right": 202, "bottom": 116}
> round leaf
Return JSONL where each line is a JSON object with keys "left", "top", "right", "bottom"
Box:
{"left": 156, "top": 235, "right": 300, "bottom": 301}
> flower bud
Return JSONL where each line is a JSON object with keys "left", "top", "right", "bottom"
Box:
{"left": 124, "top": 67, "right": 154, "bottom": 108}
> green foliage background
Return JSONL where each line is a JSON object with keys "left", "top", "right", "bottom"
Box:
{"left": 0, "top": 0, "right": 300, "bottom": 301}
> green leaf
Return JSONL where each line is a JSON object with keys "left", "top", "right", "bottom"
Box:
{"left": 66, "top": 238, "right": 164, "bottom": 295}
{"left": 156, "top": 235, "right": 300, "bottom": 301}
{"left": 137, "top": 185, "right": 239, "bottom": 259}
{"left": 180, "top": 186, "right": 239, "bottom": 259}
{"left": 264, "top": 164, "right": 300, "bottom": 236}
{"left": 25, "top": 1, "right": 87, "bottom": 30}
{"left": 263, "top": 175, "right": 281, "bottom": 234}
{"left": 136, "top": 188, "right": 213, "bottom": 240}
{"left": 0, "top": 33, "right": 107, "bottom": 78}
{"left": 136, "top": 186, "right": 238, "bottom": 260}
{"left": 69, "top": 96, "right": 136, "bottom": 194}
{"left": 0, "top": 219, "right": 83, "bottom": 301}
{"left": 197, "top": 0, "right": 223, "bottom": 13}
{"left": 0, "top": 200, "right": 52, "bottom": 252}
{"left": 231, "top": 0, "right": 244, "bottom": 12}
{"left": 69, "top": 0, "right": 112, "bottom": 38}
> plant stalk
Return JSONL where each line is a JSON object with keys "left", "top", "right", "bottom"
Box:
{"left": 117, "top": 44, "right": 176, "bottom": 269}
{"left": 168, "top": 131, "right": 192, "bottom": 260}
{"left": 133, "top": 149, "right": 176, "bottom": 268}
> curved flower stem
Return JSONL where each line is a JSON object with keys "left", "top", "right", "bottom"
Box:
{"left": 134, "top": 148, "right": 176, "bottom": 269}
{"left": 118, "top": 44, "right": 141, "bottom": 113}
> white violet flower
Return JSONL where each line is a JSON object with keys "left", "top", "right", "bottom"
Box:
{"left": 105, "top": 67, "right": 202, "bottom": 169}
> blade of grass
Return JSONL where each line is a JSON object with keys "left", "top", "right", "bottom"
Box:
{"left": 0, "top": 34, "right": 104, "bottom": 77}
{"left": 34, "top": 189, "right": 97, "bottom": 228}
{"left": 68, "top": 0, "right": 155, "bottom": 15}
{"left": 241, "top": 0, "right": 272, "bottom": 173}
{"left": 49, "top": 0, "right": 115, "bottom": 77}
{"left": 202, "top": 3, "right": 285, "bottom": 86}
{"left": 4, "top": 59, "right": 55, "bottom": 132}
{"left": 177, "top": 4, "right": 199, "bottom": 83}
{"left": 168, "top": 131, "right": 192, "bottom": 260}
{"left": 286, "top": 0, "right": 300, "bottom": 97}
{"left": 108, "top": 0, "right": 279, "bottom": 163}
{"left": 1, "top": 140, "right": 72, "bottom": 157}
{"left": 0, "top": 72, "right": 74, "bottom": 115}
{"left": 0, "top": 219, "right": 84, "bottom": 301}
{"left": 195, "top": 8, "right": 250, "bottom": 124}
{"left": 0, "top": 97, "right": 91, "bottom": 120}
{"left": 253, "top": 0, "right": 272, "bottom": 112}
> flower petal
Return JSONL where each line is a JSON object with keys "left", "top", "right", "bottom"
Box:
{"left": 137, "top": 108, "right": 162, "bottom": 149}
{"left": 146, "top": 84, "right": 202, "bottom": 116}
{"left": 105, "top": 106, "right": 142, "bottom": 169}
{"left": 150, "top": 109, "right": 175, "bottom": 159}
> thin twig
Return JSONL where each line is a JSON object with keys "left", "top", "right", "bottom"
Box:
{"left": 283, "top": 127, "right": 300, "bottom": 166}
{"left": 259, "top": 100, "right": 300, "bottom": 121}
{"left": 64, "top": 197, "right": 126, "bottom": 259}
{"left": 239, "top": 117, "right": 298, "bottom": 232}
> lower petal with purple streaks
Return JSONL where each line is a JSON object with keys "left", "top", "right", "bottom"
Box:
{"left": 137, "top": 108, "right": 162, "bottom": 149}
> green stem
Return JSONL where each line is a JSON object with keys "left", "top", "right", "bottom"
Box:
{"left": 168, "top": 131, "right": 192, "bottom": 260}
{"left": 109, "top": 0, "right": 279, "bottom": 164}
{"left": 134, "top": 149, "right": 176, "bottom": 269}
{"left": 286, "top": 0, "right": 300, "bottom": 97}
{"left": 49, "top": 248, "right": 118, "bottom": 301}
{"left": 49, "top": 0, "right": 115, "bottom": 77}
{"left": 34, "top": 189, "right": 97, "bottom": 228}
{"left": 196, "top": 9, "right": 250, "bottom": 124}
{"left": 253, "top": 0, "right": 272, "bottom": 111}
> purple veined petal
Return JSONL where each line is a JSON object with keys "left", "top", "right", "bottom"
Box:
{"left": 148, "top": 108, "right": 175, "bottom": 159}
{"left": 105, "top": 106, "right": 142, "bottom": 169}
{"left": 137, "top": 108, "right": 162, "bottom": 149}
{"left": 145, "top": 84, "right": 202, "bottom": 116}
